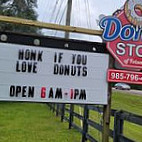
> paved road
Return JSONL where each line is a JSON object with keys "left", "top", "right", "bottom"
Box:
{"left": 112, "top": 88, "right": 142, "bottom": 96}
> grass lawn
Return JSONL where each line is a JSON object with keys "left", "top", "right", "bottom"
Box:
{"left": 0, "top": 102, "right": 81, "bottom": 142}
{"left": 112, "top": 91, "right": 142, "bottom": 115}
{"left": 111, "top": 91, "right": 142, "bottom": 142}
{"left": 0, "top": 91, "right": 141, "bottom": 142}
{"left": 71, "top": 91, "right": 142, "bottom": 142}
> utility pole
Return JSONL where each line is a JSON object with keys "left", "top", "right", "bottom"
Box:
{"left": 61, "top": 0, "right": 73, "bottom": 123}
{"left": 65, "top": 0, "right": 72, "bottom": 39}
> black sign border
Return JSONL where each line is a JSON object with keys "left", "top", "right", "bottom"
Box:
{"left": 0, "top": 31, "right": 108, "bottom": 54}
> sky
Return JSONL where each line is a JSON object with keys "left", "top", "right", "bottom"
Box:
{"left": 36, "top": 0, "right": 125, "bottom": 42}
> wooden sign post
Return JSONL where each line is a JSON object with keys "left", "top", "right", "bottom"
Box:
{"left": 102, "top": 55, "right": 114, "bottom": 142}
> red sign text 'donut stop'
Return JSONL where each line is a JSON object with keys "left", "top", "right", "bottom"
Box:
{"left": 100, "top": 0, "right": 142, "bottom": 69}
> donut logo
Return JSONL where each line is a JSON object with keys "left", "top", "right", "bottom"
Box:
{"left": 99, "top": 0, "right": 142, "bottom": 69}
{"left": 125, "top": 0, "right": 142, "bottom": 27}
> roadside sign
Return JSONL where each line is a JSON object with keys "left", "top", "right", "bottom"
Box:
{"left": 108, "top": 69, "right": 142, "bottom": 85}
{"left": 100, "top": 1, "right": 142, "bottom": 69}
{"left": 0, "top": 32, "right": 109, "bottom": 104}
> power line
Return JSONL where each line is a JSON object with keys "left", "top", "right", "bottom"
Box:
{"left": 41, "top": 0, "right": 52, "bottom": 22}
{"left": 84, "top": 0, "right": 89, "bottom": 29}
{"left": 53, "top": 0, "right": 65, "bottom": 24}
{"left": 58, "top": 3, "right": 67, "bottom": 24}
{"left": 54, "top": 3, "right": 67, "bottom": 36}
{"left": 51, "top": 0, "right": 64, "bottom": 23}
{"left": 49, "top": 0, "right": 60, "bottom": 23}
{"left": 52, "top": 0, "right": 68, "bottom": 36}
{"left": 86, "top": 0, "right": 92, "bottom": 29}
{"left": 75, "top": 0, "right": 81, "bottom": 27}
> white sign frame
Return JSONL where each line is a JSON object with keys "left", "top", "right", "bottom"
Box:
{"left": 0, "top": 37, "right": 109, "bottom": 104}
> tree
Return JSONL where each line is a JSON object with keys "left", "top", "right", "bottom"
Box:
{"left": 0, "top": 0, "right": 40, "bottom": 34}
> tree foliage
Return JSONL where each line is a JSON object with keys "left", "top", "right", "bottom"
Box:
{"left": 0, "top": 0, "right": 39, "bottom": 33}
